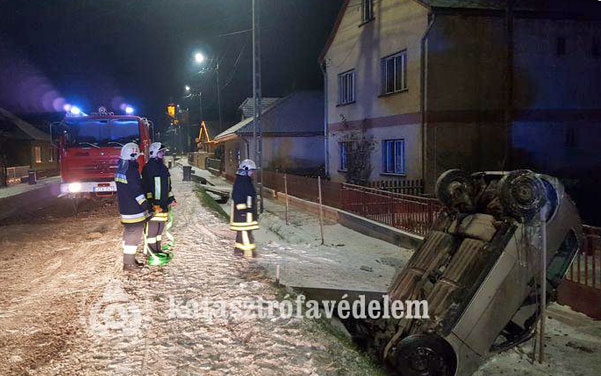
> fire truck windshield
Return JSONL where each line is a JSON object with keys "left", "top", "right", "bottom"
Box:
{"left": 64, "top": 118, "right": 140, "bottom": 148}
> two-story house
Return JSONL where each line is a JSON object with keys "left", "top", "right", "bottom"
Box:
{"left": 320, "top": 0, "right": 601, "bottom": 200}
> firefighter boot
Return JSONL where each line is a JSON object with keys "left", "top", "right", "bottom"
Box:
{"left": 123, "top": 254, "right": 144, "bottom": 272}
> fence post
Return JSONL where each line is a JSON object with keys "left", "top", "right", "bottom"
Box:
{"left": 284, "top": 174, "right": 289, "bottom": 225}
{"left": 538, "top": 211, "right": 547, "bottom": 364}
{"left": 318, "top": 176, "right": 325, "bottom": 245}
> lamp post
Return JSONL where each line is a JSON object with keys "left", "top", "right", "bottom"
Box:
{"left": 192, "top": 51, "right": 223, "bottom": 130}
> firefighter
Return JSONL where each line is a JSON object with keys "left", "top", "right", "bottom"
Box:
{"left": 230, "top": 159, "right": 259, "bottom": 258}
{"left": 142, "top": 142, "right": 176, "bottom": 257}
{"left": 115, "top": 142, "right": 150, "bottom": 272}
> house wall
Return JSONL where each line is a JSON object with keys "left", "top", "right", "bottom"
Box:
{"left": 424, "top": 13, "right": 507, "bottom": 192}
{"left": 324, "top": 0, "right": 429, "bottom": 183}
{"left": 511, "top": 17, "right": 601, "bottom": 174}
{"left": 510, "top": 17, "right": 601, "bottom": 225}
{"left": 262, "top": 136, "right": 324, "bottom": 173}
{"left": 221, "top": 138, "right": 244, "bottom": 181}
{"left": 4, "top": 140, "right": 57, "bottom": 171}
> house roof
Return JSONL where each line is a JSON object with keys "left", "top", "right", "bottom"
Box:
{"left": 237, "top": 91, "right": 323, "bottom": 135}
{"left": 238, "top": 97, "right": 281, "bottom": 119}
{"left": 213, "top": 91, "right": 324, "bottom": 142}
{"left": 213, "top": 116, "right": 255, "bottom": 142}
{"left": 0, "top": 108, "right": 51, "bottom": 141}
{"left": 416, "top": 0, "right": 504, "bottom": 9}
{"left": 420, "top": 0, "right": 601, "bottom": 12}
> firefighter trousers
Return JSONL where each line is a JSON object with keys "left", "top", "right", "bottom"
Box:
{"left": 145, "top": 220, "right": 166, "bottom": 254}
{"left": 235, "top": 230, "right": 255, "bottom": 256}
{"left": 122, "top": 221, "right": 145, "bottom": 265}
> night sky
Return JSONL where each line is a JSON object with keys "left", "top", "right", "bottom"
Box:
{"left": 0, "top": 0, "right": 342, "bottom": 133}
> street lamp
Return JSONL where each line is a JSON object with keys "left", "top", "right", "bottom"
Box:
{"left": 185, "top": 85, "right": 191, "bottom": 92}
{"left": 194, "top": 52, "right": 205, "bottom": 64}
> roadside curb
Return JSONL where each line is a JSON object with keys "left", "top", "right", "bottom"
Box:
{"left": 0, "top": 181, "right": 61, "bottom": 221}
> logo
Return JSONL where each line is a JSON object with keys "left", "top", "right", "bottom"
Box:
{"left": 82, "top": 280, "right": 147, "bottom": 337}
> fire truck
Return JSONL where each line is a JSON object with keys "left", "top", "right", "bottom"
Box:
{"left": 53, "top": 107, "right": 152, "bottom": 197}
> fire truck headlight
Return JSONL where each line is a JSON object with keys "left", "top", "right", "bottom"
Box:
{"left": 125, "top": 105, "right": 134, "bottom": 114}
{"left": 69, "top": 106, "right": 81, "bottom": 116}
{"left": 68, "top": 182, "right": 82, "bottom": 193}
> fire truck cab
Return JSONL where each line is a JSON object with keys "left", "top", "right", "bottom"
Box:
{"left": 53, "top": 110, "right": 151, "bottom": 197}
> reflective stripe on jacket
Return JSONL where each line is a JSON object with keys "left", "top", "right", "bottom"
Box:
{"left": 230, "top": 174, "right": 259, "bottom": 231}
{"left": 115, "top": 159, "right": 150, "bottom": 223}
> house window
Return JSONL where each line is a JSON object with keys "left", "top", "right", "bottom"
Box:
{"left": 565, "top": 127, "right": 577, "bottom": 148}
{"left": 338, "top": 70, "right": 355, "bottom": 105}
{"left": 361, "top": 0, "right": 374, "bottom": 23}
{"left": 556, "top": 36, "right": 566, "bottom": 56}
{"left": 381, "top": 51, "right": 407, "bottom": 94}
{"left": 34, "top": 146, "right": 42, "bottom": 164}
{"left": 382, "top": 139, "right": 405, "bottom": 174}
{"left": 340, "top": 142, "right": 349, "bottom": 171}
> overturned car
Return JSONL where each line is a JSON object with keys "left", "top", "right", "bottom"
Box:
{"left": 347, "top": 170, "right": 583, "bottom": 376}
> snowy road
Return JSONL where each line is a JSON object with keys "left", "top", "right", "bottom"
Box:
{"left": 0, "top": 167, "right": 379, "bottom": 375}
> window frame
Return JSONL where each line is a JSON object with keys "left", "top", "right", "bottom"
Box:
{"left": 381, "top": 50, "right": 408, "bottom": 95}
{"left": 382, "top": 139, "right": 406, "bottom": 175}
{"left": 337, "top": 69, "right": 356, "bottom": 106}
{"left": 360, "top": 0, "right": 374, "bottom": 24}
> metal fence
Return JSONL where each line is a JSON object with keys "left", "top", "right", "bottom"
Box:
{"left": 566, "top": 225, "right": 601, "bottom": 288}
{"left": 261, "top": 171, "right": 439, "bottom": 236}
{"left": 365, "top": 179, "right": 424, "bottom": 195}
{"left": 341, "top": 183, "right": 441, "bottom": 236}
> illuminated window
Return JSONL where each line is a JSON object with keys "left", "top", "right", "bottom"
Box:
{"left": 382, "top": 139, "right": 405, "bottom": 174}
{"left": 338, "top": 70, "right": 355, "bottom": 105}
{"left": 34, "top": 146, "right": 42, "bottom": 163}
{"left": 382, "top": 51, "right": 407, "bottom": 94}
{"left": 361, "top": 0, "right": 374, "bottom": 23}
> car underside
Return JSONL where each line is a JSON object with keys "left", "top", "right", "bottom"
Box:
{"left": 344, "top": 169, "right": 584, "bottom": 376}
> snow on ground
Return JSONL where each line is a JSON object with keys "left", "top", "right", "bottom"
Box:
{"left": 0, "top": 164, "right": 380, "bottom": 375}
{"left": 476, "top": 304, "right": 601, "bottom": 376}
{"left": 194, "top": 165, "right": 601, "bottom": 376}
{"left": 193, "top": 165, "right": 412, "bottom": 292}
{"left": 1, "top": 159, "right": 599, "bottom": 375}
{"left": 0, "top": 176, "right": 60, "bottom": 199}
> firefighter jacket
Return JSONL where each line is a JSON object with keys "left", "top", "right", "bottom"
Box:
{"left": 115, "top": 159, "right": 150, "bottom": 223}
{"left": 141, "top": 158, "right": 175, "bottom": 222}
{"left": 230, "top": 174, "right": 259, "bottom": 231}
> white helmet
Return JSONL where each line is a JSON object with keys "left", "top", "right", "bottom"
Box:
{"left": 120, "top": 142, "right": 140, "bottom": 161}
{"left": 239, "top": 159, "right": 257, "bottom": 171}
{"left": 149, "top": 142, "right": 167, "bottom": 158}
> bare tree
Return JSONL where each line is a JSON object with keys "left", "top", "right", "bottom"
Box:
{"left": 336, "top": 117, "right": 375, "bottom": 185}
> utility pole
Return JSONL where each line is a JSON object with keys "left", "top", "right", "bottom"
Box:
{"left": 216, "top": 61, "right": 223, "bottom": 131}
{"left": 252, "top": 0, "right": 264, "bottom": 212}
{"left": 199, "top": 91, "right": 203, "bottom": 120}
